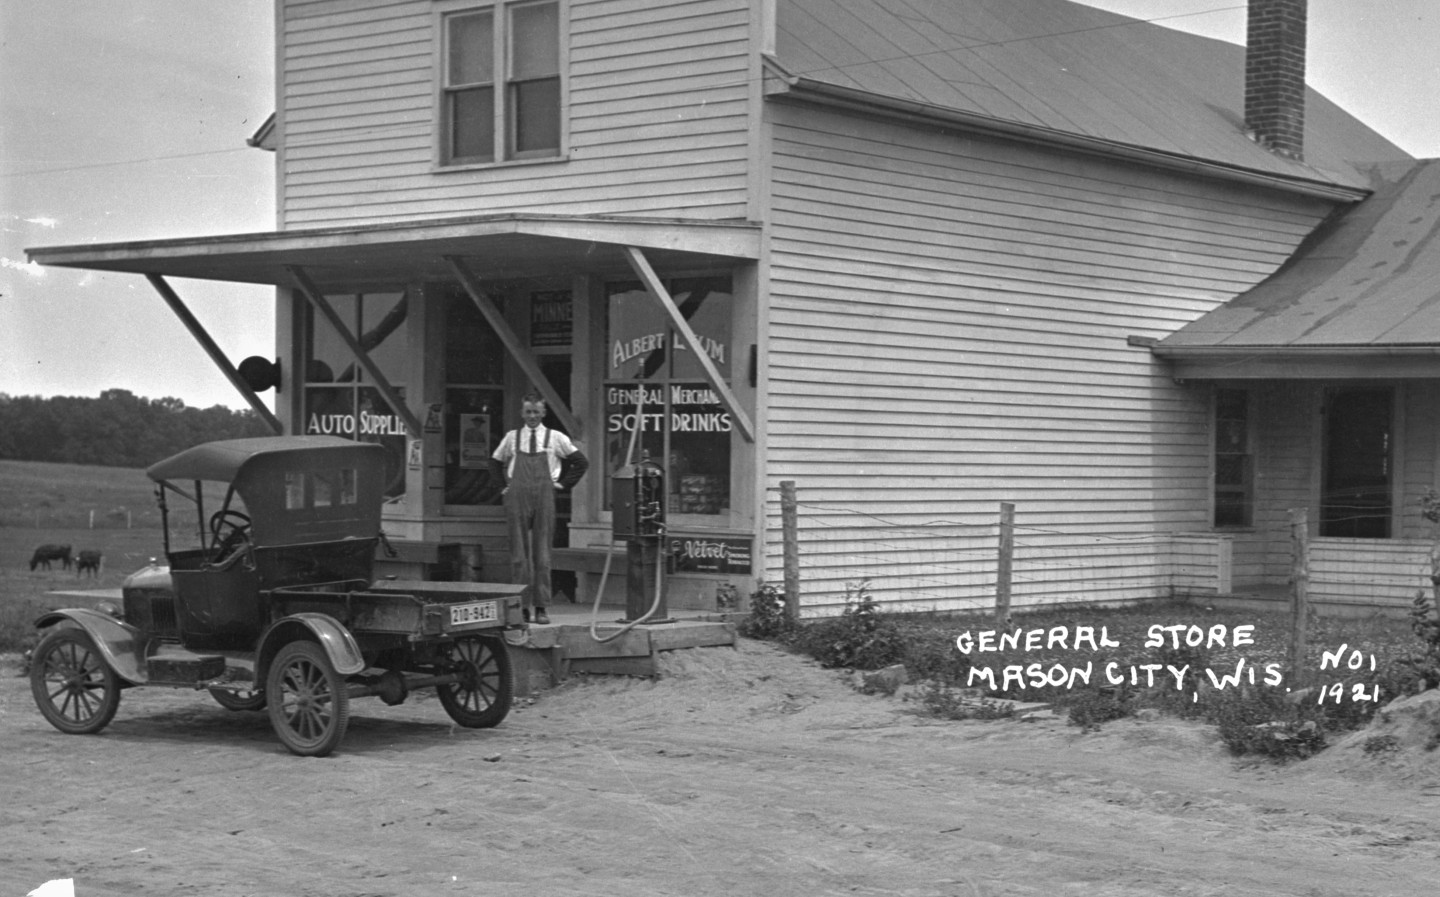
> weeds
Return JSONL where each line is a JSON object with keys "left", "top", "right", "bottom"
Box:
{"left": 788, "top": 582, "right": 906, "bottom": 670}
{"left": 915, "top": 680, "right": 1016, "bottom": 721}
{"left": 736, "top": 582, "right": 794, "bottom": 640}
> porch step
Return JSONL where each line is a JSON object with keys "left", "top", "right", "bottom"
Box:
{"left": 503, "top": 609, "right": 737, "bottom": 693}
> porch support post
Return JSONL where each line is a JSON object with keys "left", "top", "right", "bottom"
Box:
{"left": 285, "top": 265, "right": 424, "bottom": 438}
{"left": 623, "top": 246, "right": 755, "bottom": 443}
{"left": 443, "top": 255, "right": 581, "bottom": 438}
{"left": 144, "top": 274, "right": 285, "bottom": 434}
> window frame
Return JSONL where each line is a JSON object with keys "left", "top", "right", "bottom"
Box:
{"left": 1319, "top": 385, "right": 1396, "bottom": 539}
{"left": 436, "top": 0, "right": 566, "bottom": 169}
{"left": 1212, "top": 387, "right": 1254, "bottom": 529}
{"left": 602, "top": 275, "right": 737, "bottom": 527}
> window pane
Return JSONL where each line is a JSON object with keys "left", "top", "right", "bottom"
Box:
{"left": 306, "top": 294, "right": 407, "bottom": 385}
{"left": 511, "top": 77, "right": 560, "bottom": 154}
{"left": 1322, "top": 387, "right": 1392, "bottom": 538}
{"left": 669, "top": 277, "right": 732, "bottom": 381}
{"left": 448, "top": 12, "right": 493, "bottom": 85}
{"left": 445, "top": 288, "right": 505, "bottom": 384}
{"left": 445, "top": 388, "right": 505, "bottom": 506}
{"left": 451, "top": 87, "right": 495, "bottom": 161}
{"left": 670, "top": 383, "right": 731, "bottom": 516}
{"left": 510, "top": 1, "right": 558, "bottom": 79}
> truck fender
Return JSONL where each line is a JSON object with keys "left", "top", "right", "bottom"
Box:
{"left": 34, "top": 608, "right": 147, "bottom": 685}
{"left": 257, "top": 613, "right": 367, "bottom": 681}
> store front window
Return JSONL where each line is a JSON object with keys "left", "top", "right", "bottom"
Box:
{"left": 303, "top": 293, "right": 409, "bottom": 500}
{"left": 604, "top": 276, "right": 733, "bottom": 519}
{"left": 443, "top": 287, "right": 508, "bottom": 506}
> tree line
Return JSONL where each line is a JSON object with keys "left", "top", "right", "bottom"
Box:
{"left": 0, "top": 389, "right": 272, "bottom": 468}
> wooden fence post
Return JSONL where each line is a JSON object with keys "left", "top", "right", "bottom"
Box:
{"left": 1289, "top": 507, "right": 1310, "bottom": 686}
{"left": 996, "top": 502, "right": 1015, "bottom": 627}
{"left": 780, "top": 480, "right": 800, "bottom": 620}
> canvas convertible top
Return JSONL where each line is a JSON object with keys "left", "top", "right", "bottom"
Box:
{"left": 146, "top": 436, "right": 376, "bottom": 484}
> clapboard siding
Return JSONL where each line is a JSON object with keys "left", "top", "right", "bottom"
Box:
{"left": 760, "top": 101, "right": 1333, "bottom": 611}
{"left": 278, "top": 0, "right": 753, "bottom": 227}
{"left": 1399, "top": 382, "right": 1439, "bottom": 541}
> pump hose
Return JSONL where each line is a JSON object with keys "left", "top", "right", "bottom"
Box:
{"left": 589, "top": 379, "right": 666, "bottom": 643}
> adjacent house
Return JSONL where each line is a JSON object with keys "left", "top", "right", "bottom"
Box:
{"left": 30, "top": 0, "right": 1432, "bottom": 618}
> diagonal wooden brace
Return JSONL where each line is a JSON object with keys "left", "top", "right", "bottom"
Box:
{"left": 623, "top": 246, "right": 754, "bottom": 442}
{"left": 286, "top": 265, "right": 423, "bottom": 438}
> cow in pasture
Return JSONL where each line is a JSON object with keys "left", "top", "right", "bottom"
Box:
{"left": 76, "top": 550, "right": 103, "bottom": 578}
{"left": 29, "top": 544, "right": 72, "bottom": 571}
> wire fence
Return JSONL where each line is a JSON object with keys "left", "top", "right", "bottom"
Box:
{"left": 773, "top": 488, "right": 1229, "bottom": 619}
{"left": 1, "top": 506, "right": 200, "bottom": 533}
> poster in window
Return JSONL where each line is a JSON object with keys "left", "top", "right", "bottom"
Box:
{"left": 459, "top": 413, "right": 491, "bottom": 469}
{"left": 530, "top": 290, "right": 572, "bottom": 348}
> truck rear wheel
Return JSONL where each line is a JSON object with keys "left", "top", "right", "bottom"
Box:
{"left": 267, "top": 640, "right": 349, "bottom": 757}
{"left": 30, "top": 627, "right": 122, "bottom": 735}
{"left": 437, "top": 636, "right": 513, "bottom": 728}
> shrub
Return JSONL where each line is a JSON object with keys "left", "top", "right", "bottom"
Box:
{"left": 915, "top": 680, "right": 1016, "bottom": 721}
{"left": 789, "top": 582, "right": 906, "bottom": 670}
{"left": 1061, "top": 685, "right": 1136, "bottom": 733}
{"left": 737, "top": 582, "right": 795, "bottom": 640}
{"left": 1206, "top": 686, "right": 1327, "bottom": 761}
{"left": 1386, "top": 592, "right": 1440, "bottom": 694}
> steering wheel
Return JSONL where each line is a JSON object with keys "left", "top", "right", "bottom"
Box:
{"left": 209, "top": 509, "right": 252, "bottom": 560}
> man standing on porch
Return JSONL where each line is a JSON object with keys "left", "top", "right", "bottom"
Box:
{"left": 491, "top": 394, "right": 589, "bottom": 625}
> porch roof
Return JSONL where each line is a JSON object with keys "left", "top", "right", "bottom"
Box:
{"left": 24, "top": 213, "right": 762, "bottom": 292}
{"left": 1153, "top": 159, "right": 1440, "bottom": 379}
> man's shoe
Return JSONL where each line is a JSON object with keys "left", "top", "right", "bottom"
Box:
{"left": 533, "top": 608, "right": 551, "bottom": 625}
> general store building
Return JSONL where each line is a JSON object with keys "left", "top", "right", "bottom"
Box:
{"left": 29, "top": 0, "right": 1437, "bottom": 617}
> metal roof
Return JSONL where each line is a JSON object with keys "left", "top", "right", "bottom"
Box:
{"left": 772, "top": 0, "right": 1409, "bottom": 192}
{"left": 1158, "top": 159, "right": 1440, "bottom": 350}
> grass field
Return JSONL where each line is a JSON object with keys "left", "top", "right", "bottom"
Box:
{"left": 0, "top": 459, "right": 166, "bottom": 651}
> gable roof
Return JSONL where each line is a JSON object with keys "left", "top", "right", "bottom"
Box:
{"left": 770, "top": 0, "right": 1409, "bottom": 193}
{"left": 1153, "top": 158, "right": 1440, "bottom": 374}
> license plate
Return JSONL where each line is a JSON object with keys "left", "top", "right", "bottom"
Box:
{"left": 449, "top": 601, "right": 498, "bottom": 626}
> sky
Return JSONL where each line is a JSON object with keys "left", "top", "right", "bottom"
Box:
{"left": 1, "top": 1, "right": 1437, "bottom": 411}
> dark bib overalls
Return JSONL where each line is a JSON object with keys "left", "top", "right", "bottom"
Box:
{"left": 504, "top": 428, "right": 554, "bottom": 610}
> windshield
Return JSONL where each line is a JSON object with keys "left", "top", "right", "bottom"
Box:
{"left": 161, "top": 480, "right": 249, "bottom": 557}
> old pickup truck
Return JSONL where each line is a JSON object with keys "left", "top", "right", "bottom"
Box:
{"left": 30, "top": 436, "right": 525, "bottom": 757}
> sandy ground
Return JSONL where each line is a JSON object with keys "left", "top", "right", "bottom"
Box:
{"left": 4, "top": 639, "right": 1440, "bottom": 897}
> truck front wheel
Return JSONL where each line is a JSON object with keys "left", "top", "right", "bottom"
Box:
{"left": 266, "top": 640, "right": 349, "bottom": 757}
{"left": 30, "top": 627, "right": 122, "bottom": 735}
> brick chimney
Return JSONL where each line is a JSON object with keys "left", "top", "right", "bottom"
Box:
{"left": 1245, "top": 0, "right": 1307, "bottom": 160}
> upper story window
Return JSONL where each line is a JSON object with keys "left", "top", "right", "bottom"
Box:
{"left": 441, "top": 1, "right": 561, "bottom": 166}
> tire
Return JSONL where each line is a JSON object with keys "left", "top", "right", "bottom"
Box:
{"left": 437, "top": 636, "right": 513, "bottom": 728}
{"left": 266, "top": 640, "right": 349, "bottom": 757}
{"left": 209, "top": 687, "right": 267, "bottom": 712}
{"left": 30, "top": 627, "right": 122, "bottom": 735}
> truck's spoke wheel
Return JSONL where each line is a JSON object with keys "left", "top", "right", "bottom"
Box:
{"left": 30, "top": 627, "right": 121, "bottom": 735}
{"left": 437, "top": 636, "right": 513, "bottom": 728}
{"left": 267, "top": 640, "right": 349, "bottom": 757}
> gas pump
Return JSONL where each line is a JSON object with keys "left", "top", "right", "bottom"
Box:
{"left": 610, "top": 452, "right": 672, "bottom": 624}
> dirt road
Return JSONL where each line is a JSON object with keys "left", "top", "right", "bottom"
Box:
{"left": 4, "top": 639, "right": 1440, "bottom": 897}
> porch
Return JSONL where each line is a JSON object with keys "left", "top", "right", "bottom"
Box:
{"left": 505, "top": 602, "right": 740, "bottom": 696}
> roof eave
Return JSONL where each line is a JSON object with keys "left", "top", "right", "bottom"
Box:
{"left": 765, "top": 72, "right": 1371, "bottom": 204}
